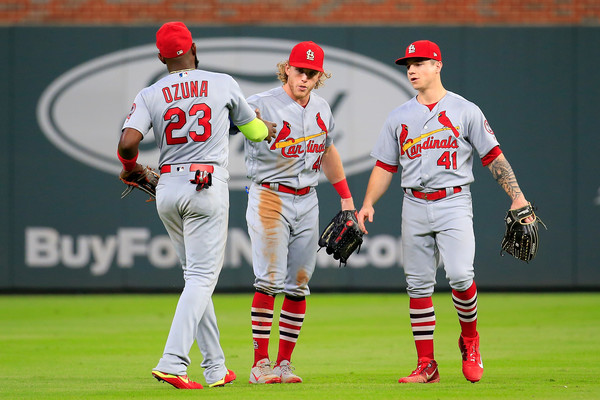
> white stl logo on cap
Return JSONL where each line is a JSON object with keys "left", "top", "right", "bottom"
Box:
{"left": 306, "top": 49, "right": 315, "bottom": 60}
{"left": 408, "top": 44, "right": 416, "bottom": 54}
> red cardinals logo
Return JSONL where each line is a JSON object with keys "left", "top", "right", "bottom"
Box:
{"left": 270, "top": 120, "right": 292, "bottom": 150}
{"left": 399, "top": 124, "right": 408, "bottom": 155}
{"left": 437, "top": 111, "right": 460, "bottom": 138}
{"left": 316, "top": 112, "right": 328, "bottom": 133}
{"left": 271, "top": 114, "right": 327, "bottom": 158}
{"left": 399, "top": 121, "right": 459, "bottom": 160}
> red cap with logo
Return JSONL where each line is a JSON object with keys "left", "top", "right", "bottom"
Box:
{"left": 156, "top": 22, "right": 193, "bottom": 59}
{"left": 395, "top": 40, "right": 442, "bottom": 65}
{"left": 289, "top": 41, "right": 324, "bottom": 72}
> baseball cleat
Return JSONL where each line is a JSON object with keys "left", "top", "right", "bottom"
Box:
{"left": 459, "top": 333, "right": 484, "bottom": 383}
{"left": 273, "top": 360, "right": 303, "bottom": 383}
{"left": 151, "top": 370, "right": 204, "bottom": 389}
{"left": 398, "top": 359, "right": 440, "bottom": 383}
{"left": 208, "top": 369, "right": 236, "bottom": 387}
{"left": 249, "top": 358, "right": 282, "bottom": 384}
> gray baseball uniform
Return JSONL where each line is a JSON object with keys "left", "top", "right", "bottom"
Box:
{"left": 244, "top": 86, "right": 334, "bottom": 296}
{"left": 371, "top": 91, "right": 499, "bottom": 297}
{"left": 123, "top": 68, "right": 256, "bottom": 384}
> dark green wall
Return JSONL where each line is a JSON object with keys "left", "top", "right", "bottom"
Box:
{"left": 1, "top": 26, "right": 598, "bottom": 291}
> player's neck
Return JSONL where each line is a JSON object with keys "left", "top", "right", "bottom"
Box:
{"left": 166, "top": 59, "right": 196, "bottom": 74}
{"left": 417, "top": 85, "right": 446, "bottom": 106}
{"left": 283, "top": 83, "right": 311, "bottom": 107}
{"left": 169, "top": 68, "right": 195, "bottom": 74}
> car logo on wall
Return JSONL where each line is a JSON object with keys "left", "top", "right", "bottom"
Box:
{"left": 37, "top": 37, "right": 414, "bottom": 190}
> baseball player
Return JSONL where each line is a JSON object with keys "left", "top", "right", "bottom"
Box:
{"left": 243, "top": 41, "right": 355, "bottom": 384}
{"left": 357, "top": 40, "right": 532, "bottom": 384}
{"left": 117, "top": 21, "right": 276, "bottom": 389}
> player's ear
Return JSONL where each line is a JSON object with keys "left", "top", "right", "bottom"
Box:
{"left": 191, "top": 43, "right": 199, "bottom": 68}
{"left": 157, "top": 53, "right": 166, "bottom": 65}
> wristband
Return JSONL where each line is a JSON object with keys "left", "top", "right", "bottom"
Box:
{"left": 238, "top": 117, "right": 268, "bottom": 142}
{"left": 118, "top": 151, "right": 138, "bottom": 172}
{"left": 333, "top": 178, "right": 352, "bottom": 199}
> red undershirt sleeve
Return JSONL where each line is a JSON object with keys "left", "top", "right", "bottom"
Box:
{"left": 481, "top": 145, "right": 502, "bottom": 167}
{"left": 375, "top": 160, "right": 399, "bottom": 173}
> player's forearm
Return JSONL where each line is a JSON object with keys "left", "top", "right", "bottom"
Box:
{"left": 322, "top": 145, "right": 356, "bottom": 209}
{"left": 238, "top": 117, "right": 268, "bottom": 142}
{"left": 118, "top": 128, "right": 143, "bottom": 159}
{"left": 362, "top": 165, "right": 393, "bottom": 208}
{"left": 321, "top": 144, "right": 346, "bottom": 184}
{"left": 487, "top": 153, "right": 527, "bottom": 206}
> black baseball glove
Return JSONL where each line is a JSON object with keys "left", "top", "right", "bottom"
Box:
{"left": 318, "top": 209, "right": 363, "bottom": 266}
{"left": 120, "top": 165, "right": 159, "bottom": 201}
{"left": 501, "top": 202, "right": 546, "bottom": 262}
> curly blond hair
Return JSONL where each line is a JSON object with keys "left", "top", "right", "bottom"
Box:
{"left": 276, "top": 61, "right": 332, "bottom": 89}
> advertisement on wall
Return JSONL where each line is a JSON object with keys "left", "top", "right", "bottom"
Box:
{"left": 1, "top": 26, "right": 598, "bottom": 290}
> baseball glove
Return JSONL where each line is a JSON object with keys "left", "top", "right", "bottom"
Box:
{"left": 501, "top": 202, "right": 546, "bottom": 262}
{"left": 318, "top": 210, "right": 363, "bottom": 266}
{"left": 120, "top": 166, "right": 159, "bottom": 201}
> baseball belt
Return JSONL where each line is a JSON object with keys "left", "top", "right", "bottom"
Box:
{"left": 261, "top": 182, "right": 312, "bottom": 196}
{"left": 404, "top": 186, "right": 462, "bottom": 201}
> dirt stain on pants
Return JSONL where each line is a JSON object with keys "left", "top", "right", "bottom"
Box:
{"left": 258, "top": 189, "right": 283, "bottom": 283}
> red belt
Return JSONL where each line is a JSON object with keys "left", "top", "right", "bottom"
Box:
{"left": 262, "top": 183, "right": 311, "bottom": 196}
{"left": 160, "top": 164, "right": 215, "bottom": 174}
{"left": 406, "top": 186, "right": 462, "bottom": 201}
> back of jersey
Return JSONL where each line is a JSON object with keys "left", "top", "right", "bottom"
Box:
{"left": 125, "top": 69, "right": 255, "bottom": 168}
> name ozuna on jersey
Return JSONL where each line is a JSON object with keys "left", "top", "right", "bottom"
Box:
{"left": 162, "top": 80, "right": 209, "bottom": 103}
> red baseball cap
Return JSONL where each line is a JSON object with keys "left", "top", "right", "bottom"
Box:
{"left": 156, "top": 22, "right": 193, "bottom": 59}
{"left": 289, "top": 41, "right": 324, "bottom": 72}
{"left": 395, "top": 40, "right": 442, "bottom": 65}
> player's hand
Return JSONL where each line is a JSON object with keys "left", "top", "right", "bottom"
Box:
{"left": 255, "top": 108, "right": 277, "bottom": 142}
{"left": 119, "top": 162, "right": 144, "bottom": 181}
{"left": 357, "top": 206, "right": 374, "bottom": 234}
{"left": 510, "top": 195, "right": 534, "bottom": 223}
{"left": 340, "top": 197, "right": 355, "bottom": 211}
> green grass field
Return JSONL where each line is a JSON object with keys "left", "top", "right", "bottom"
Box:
{"left": 1, "top": 292, "right": 599, "bottom": 399}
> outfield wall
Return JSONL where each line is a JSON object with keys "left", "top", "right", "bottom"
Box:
{"left": 0, "top": 26, "right": 598, "bottom": 291}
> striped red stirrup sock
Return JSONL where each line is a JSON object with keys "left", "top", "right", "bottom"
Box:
{"left": 409, "top": 296, "right": 435, "bottom": 360}
{"left": 251, "top": 291, "right": 275, "bottom": 365}
{"left": 452, "top": 281, "right": 478, "bottom": 338}
{"left": 276, "top": 295, "right": 306, "bottom": 364}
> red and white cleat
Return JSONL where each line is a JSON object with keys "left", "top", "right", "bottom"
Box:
{"left": 249, "top": 358, "right": 282, "bottom": 384}
{"left": 459, "top": 333, "right": 484, "bottom": 383}
{"left": 398, "top": 359, "right": 440, "bottom": 383}
{"left": 273, "top": 360, "right": 303, "bottom": 383}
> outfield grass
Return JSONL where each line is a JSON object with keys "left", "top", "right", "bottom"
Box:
{"left": 0, "top": 292, "right": 598, "bottom": 399}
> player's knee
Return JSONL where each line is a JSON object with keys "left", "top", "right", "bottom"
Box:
{"left": 449, "top": 276, "right": 474, "bottom": 292}
{"left": 406, "top": 275, "right": 436, "bottom": 297}
{"left": 284, "top": 294, "right": 306, "bottom": 301}
{"left": 406, "top": 283, "right": 435, "bottom": 298}
{"left": 254, "top": 282, "right": 283, "bottom": 296}
{"left": 283, "top": 287, "right": 310, "bottom": 298}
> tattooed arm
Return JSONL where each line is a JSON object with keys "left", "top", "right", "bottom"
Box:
{"left": 487, "top": 153, "right": 531, "bottom": 212}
